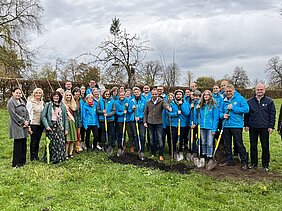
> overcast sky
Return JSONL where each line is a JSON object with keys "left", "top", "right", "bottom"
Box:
{"left": 30, "top": 0, "right": 282, "bottom": 85}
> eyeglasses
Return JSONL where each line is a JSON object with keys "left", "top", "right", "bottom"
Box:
{"left": 225, "top": 90, "right": 232, "bottom": 93}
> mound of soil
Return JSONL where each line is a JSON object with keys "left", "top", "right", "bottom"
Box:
{"left": 109, "top": 154, "right": 282, "bottom": 181}
{"left": 109, "top": 153, "right": 193, "bottom": 174}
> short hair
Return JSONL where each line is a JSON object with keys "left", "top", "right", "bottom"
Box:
{"left": 51, "top": 91, "right": 63, "bottom": 103}
{"left": 132, "top": 87, "right": 141, "bottom": 92}
{"left": 12, "top": 87, "right": 21, "bottom": 93}
{"left": 226, "top": 84, "right": 234, "bottom": 90}
{"left": 72, "top": 87, "right": 80, "bottom": 95}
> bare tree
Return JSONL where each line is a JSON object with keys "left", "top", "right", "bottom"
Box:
{"left": 101, "top": 65, "right": 126, "bottom": 84}
{"left": 266, "top": 56, "right": 282, "bottom": 88}
{"left": 138, "top": 60, "right": 163, "bottom": 86}
{"left": 98, "top": 18, "right": 151, "bottom": 87}
{"left": 230, "top": 66, "right": 250, "bottom": 88}
{"left": 163, "top": 62, "right": 180, "bottom": 87}
{"left": 185, "top": 70, "right": 194, "bottom": 86}
{"left": 0, "top": 0, "right": 43, "bottom": 75}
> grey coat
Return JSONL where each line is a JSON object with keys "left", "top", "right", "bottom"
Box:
{"left": 7, "top": 97, "right": 30, "bottom": 139}
{"left": 144, "top": 97, "right": 168, "bottom": 125}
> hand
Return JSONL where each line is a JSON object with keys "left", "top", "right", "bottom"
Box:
{"left": 124, "top": 110, "right": 127, "bottom": 114}
{"left": 178, "top": 101, "right": 183, "bottom": 105}
{"left": 144, "top": 123, "right": 148, "bottom": 128}
{"left": 46, "top": 127, "right": 52, "bottom": 132}
{"left": 135, "top": 117, "right": 140, "bottom": 121}
{"left": 125, "top": 103, "right": 128, "bottom": 107}
{"left": 103, "top": 109, "right": 106, "bottom": 114}
{"left": 212, "top": 132, "right": 216, "bottom": 135}
{"left": 244, "top": 127, "right": 249, "bottom": 132}
{"left": 167, "top": 106, "right": 172, "bottom": 112}
{"left": 191, "top": 124, "right": 196, "bottom": 129}
{"left": 190, "top": 103, "right": 194, "bottom": 109}
{"left": 23, "top": 121, "right": 29, "bottom": 128}
{"left": 268, "top": 128, "right": 273, "bottom": 134}
{"left": 196, "top": 105, "right": 200, "bottom": 109}
{"left": 223, "top": 114, "right": 229, "bottom": 119}
{"left": 104, "top": 113, "right": 107, "bottom": 117}
{"left": 227, "top": 104, "right": 232, "bottom": 110}
{"left": 28, "top": 127, "right": 33, "bottom": 135}
{"left": 132, "top": 105, "right": 136, "bottom": 110}
{"left": 67, "top": 117, "right": 70, "bottom": 121}
{"left": 65, "top": 131, "right": 68, "bottom": 136}
{"left": 178, "top": 110, "right": 181, "bottom": 115}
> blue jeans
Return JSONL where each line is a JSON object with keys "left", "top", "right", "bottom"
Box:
{"left": 200, "top": 129, "right": 214, "bottom": 157}
{"left": 148, "top": 124, "right": 164, "bottom": 156}
{"left": 136, "top": 121, "right": 145, "bottom": 152}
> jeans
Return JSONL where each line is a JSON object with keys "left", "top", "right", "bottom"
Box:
{"left": 249, "top": 128, "right": 270, "bottom": 168}
{"left": 148, "top": 124, "right": 164, "bottom": 156}
{"left": 200, "top": 129, "right": 214, "bottom": 157}
{"left": 223, "top": 128, "right": 248, "bottom": 164}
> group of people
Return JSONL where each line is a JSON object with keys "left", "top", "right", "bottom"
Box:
{"left": 7, "top": 79, "right": 279, "bottom": 172}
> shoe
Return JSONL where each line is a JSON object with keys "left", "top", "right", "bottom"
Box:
{"left": 159, "top": 156, "right": 164, "bottom": 161}
{"left": 66, "top": 156, "right": 69, "bottom": 160}
{"left": 130, "top": 147, "right": 135, "bottom": 153}
{"left": 151, "top": 155, "right": 155, "bottom": 158}
{"left": 96, "top": 144, "right": 102, "bottom": 151}
{"left": 263, "top": 167, "right": 269, "bottom": 172}
{"left": 70, "top": 154, "right": 74, "bottom": 158}
{"left": 241, "top": 164, "right": 248, "bottom": 171}
{"left": 248, "top": 164, "right": 257, "bottom": 169}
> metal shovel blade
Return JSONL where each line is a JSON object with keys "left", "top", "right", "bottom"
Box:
{"left": 106, "top": 146, "right": 113, "bottom": 155}
{"left": 138, "top": 152, "right": 145, "bottom": 161}
{"left": 187, "top": 152, "right": 192, "bottom": 161}
{"left": 206, "top": 159, "right": 217, "bottom": 171}
{"left": 194, "top": 157, "right": 205, "bottom": 168}
{"left": 178, "top": 152, "right": 184, "bottom": 161}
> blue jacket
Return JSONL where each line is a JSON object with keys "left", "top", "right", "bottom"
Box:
{"left": 131, "top": 95, "right": 147, "bottom": 122}
{"left": 189, "top": 99, "right": 200, "bottom": 126}
{"left": 79, "top": 98, "right": 86, "bottom": 123}
{"left": 212, "top": 93, "right": 223, "bottom": 109}
{"left": 142, "top": 92, "right": 152, "bottom": 101}
{"left": 244, "top": 95, "right": 276, "bottom": 129}
{"left": 83, "top": 100, "right": 99, "bottom": 129}
{"left": 97, "top": 98, "right": 116, "bottom": 122}
{"left": 166, "top": 100, "right": 190, "bottom": 127}
{"left": 220, "top": 92, "right": 249, "bottom": 128}
{"left": 194, "top": 104, "right": 219, "bottom": 132}
{"left": 115, "top": 98, "right": 134, "bottom": 122}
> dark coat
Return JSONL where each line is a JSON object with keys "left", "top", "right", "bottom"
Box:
{"left": 7, "top": 97, "right": 29, "bottom": 139}
{"left": 244, "top": 95, "right": 276, "bottom": 129}
{"left": 144, "top": 97, "right": 168, "bottom": 125}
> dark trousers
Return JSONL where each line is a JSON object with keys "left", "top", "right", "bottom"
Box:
{"left": 100, "top": 121, "right": 114, "bottom": 148}
{"left": 171, "top": 126, "right": 185, "bottom": 153}
{"left": 189, "top": 126, "right": 199, "bottom": 153}
{"left": 249, "top": 128, "right": 270, "bottom": 168}
{"left": 13, "top": 138, "right": 27, "bottom": 167}
{"left": 183, "top": 125, "right": 190, "bottom": 150}
{"left": 126, "top": 121, "right": 137, "bottom": 148}
{"left": 117, "top": 122, "right": 126, "bottom": 148}
{"left": 223, "top": 128, "right": 248, "bottom": 164}
{"left": 30, "top": 125, "right": 43, "bottom": 161}
{"left": 136, "top": 122, "right": 145, "bottom": 152}
{"left": 80, "top": 126, "right": 86, "bottom": 143}
{"left": 85, "top": 125, "right": 99, "bottom": 150}
{"left": 163, "top": 126, "right": 172, "bottom": 155}
{"left": 148, "top": 124, "right": 164, "bottom": 156}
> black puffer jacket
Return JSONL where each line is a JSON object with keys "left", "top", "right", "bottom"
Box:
{"left": 244, "top": 95, "right": 276, "bottom": 129}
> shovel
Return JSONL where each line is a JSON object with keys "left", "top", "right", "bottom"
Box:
{"left": 206, "top": 110, "right": 230, "bottom": 170}
{"left": 117, "top": 115, "right": 126, "bottom": 157}
{"left": 45, "top": 136, "right": 51, "bottom": 164}
{"left": 194, "top": 109, "right": 205, "bottom": 167}
{"left": 176, "top": 118, "right": 184, "bottom": 161}
{"left": 135, "top": 117, "right": 144, "bottom": 160}
{"left": 187, "top": 107, "right": 194, "bottom": 161}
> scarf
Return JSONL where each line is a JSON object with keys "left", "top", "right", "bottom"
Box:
{"left": 88, "top": 101, "right": 94, "bottom": 107}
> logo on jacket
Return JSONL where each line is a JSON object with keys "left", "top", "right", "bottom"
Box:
{"left": 234, "top": 102, "right": 238, "bottom": 105}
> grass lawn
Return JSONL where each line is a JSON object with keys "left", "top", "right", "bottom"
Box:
{"left": 0, "top": 99, "right": 282, "bottom": 210}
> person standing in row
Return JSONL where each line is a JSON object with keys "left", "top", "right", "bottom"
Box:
{"left": 8, "top": 87, "right": 30, "bottom": 168}
{"left": 26, "top": 88, "right": 45, "bottom": 161}
{"left": 63, "top": 90, "right": 80, "bottom": 158}
{"left": 144, "top": 88, "right": 171, "bottom": 161}
{"left": 41, "top": 91, "right": 68, "bottom": 164}
{"left": 220, "top": 84, "right": 249, "bottom": 170}
{"left": 244, "top": 83, "right": 276, "bottom": 172}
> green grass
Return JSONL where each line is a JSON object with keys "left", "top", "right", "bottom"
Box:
{"left": 1, "top": 100, "right": 282, "bottom": 210}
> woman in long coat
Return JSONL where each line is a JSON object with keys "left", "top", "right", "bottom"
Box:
{"left": 41, "top": 91, "right": 68, "bottom": 164}
{"left": 7, "top": 87, "right": 30, "bottom": 168}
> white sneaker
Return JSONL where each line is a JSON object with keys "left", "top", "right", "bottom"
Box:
{"left": 97, "top": 144, "right": 102, "bottom": 151}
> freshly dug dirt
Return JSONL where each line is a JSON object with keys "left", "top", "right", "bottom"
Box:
{"left": 109, "top": 153, "right": 282, "bottom": 181}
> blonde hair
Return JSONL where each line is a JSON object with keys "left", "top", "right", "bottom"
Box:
{"left": 63, "top": 90, "right": 77, "bottom": 110}
{"left": 30, "top": 88, "right": 44, "bottom": 101}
